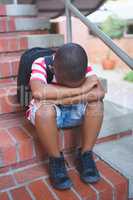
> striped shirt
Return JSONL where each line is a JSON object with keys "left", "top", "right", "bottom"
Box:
{"left": 30, "top": 57, "right": 95, "bottom": 84}
{"left": 26, "top": 57, "right": 95, "bottom": 120}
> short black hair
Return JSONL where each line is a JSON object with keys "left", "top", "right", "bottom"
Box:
{"left": 53, "top": 43, "right": 88, "bottom": 86}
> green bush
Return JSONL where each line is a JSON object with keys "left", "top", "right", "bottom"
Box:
{"left": 100, "top": 15, "right": 126, "bottom": 39}
{"left": 124, "top": 71, "right": 133, "bottom": 82}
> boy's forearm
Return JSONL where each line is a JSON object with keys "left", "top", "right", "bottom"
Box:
{"left": 41, "top": 85, "right": 105, "bottom": 105}
{"left": 31, "top": 76, "right": 97, "bottom": 101}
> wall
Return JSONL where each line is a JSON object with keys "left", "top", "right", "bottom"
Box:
{"left": 52, "top": 16, "right": 133, "bottom": 68}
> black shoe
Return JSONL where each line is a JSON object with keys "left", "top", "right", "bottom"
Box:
{"left": 49, "top": 153, "right": 73, "bottom": 190}
{"left": 76, "top": 149, "right": 101, "bottom": 184}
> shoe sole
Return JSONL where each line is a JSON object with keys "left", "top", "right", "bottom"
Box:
{"left": 53, "top": 183, "right": 73, "bottom": 190}
{"left": 80, "top": 175, "right": 101, "bottom": 184}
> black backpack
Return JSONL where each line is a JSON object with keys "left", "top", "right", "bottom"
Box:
{"left": 17, "top": 47, "right": 55, "bottom": 107}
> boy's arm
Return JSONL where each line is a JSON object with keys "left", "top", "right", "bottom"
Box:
{"left": 42, "top": 79, "right": 105, "bottom": 105}
{"left": 30, "top": 75, "right": 98, "bottom": 101}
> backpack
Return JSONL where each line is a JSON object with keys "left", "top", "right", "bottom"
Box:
{"left": 17, "top": 47, "right": 55, "bottom": 108}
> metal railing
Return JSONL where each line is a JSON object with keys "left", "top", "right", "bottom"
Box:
{"left": 64, "top": 0, "right": 133, "bottom": 70}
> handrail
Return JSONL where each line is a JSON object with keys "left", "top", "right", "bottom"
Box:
{"left": 64, "top": 0, "right": 133, "bottom": 70}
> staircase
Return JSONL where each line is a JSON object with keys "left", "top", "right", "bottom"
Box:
{"left": 0, "top": 2, "right": 132, "bottom": 200}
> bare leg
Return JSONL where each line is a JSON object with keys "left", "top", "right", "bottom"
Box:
{"left": 81, "top": 100, "right": 104, "bottom": 153}
{"left": 35, "top": 104, "right": 73, "bottom": 189}
{"left": 35, "top": 104, "right": 60, "bottom": 157}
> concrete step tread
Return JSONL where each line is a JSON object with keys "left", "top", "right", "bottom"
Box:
{"left": 94, "top": 135, "right": 133, "bottom": 198}
{"left": 0, "top": 16, "right": 50, "bottom": 32}
{"left": 0, "top": 4, "right": 37, "bottom": 17}
{"left": 99, "top": 100, "right": 133, "bottom": 138}
{"left": 0, "top": 153, "right": 128, "bottom": 200}
{"left": 0, "top": 30, "right": 50, "bottom": 37}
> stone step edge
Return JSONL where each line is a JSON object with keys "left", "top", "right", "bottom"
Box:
{"left": 0, "top": 4, "right": 37, "bottom": 17}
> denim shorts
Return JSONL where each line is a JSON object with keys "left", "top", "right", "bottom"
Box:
{"left": 27, "top": 100, "right": 87, "bottom": 129}
{"left": 55, "top": 104, "right": 87, "bottom": 128}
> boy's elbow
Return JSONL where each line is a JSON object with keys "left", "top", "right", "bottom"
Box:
{"left": 32, "top": 90, "right": 43, "bottom": 100}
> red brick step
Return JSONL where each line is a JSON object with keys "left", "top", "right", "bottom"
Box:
{"left": 0, "top": 155, "right": 128, "bottom": 200}
{"left": 0, "top": 54, "right": 20, "bottom": 78}
{"left": 0, "top": 35, "right": 28, "bottom": 53}
{"left": 0, "top": 30, "right": 50, "bottom": 53}
{"left": 0, "top": 112, "right": 132, "bottom": 169}
{"left": 0, "top": 80, "right": 21, "bottom": 114}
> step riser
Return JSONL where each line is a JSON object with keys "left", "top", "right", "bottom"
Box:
{"left": 0, "top": 17, "right": 50, "bottom": 32}
{"left": 0, "top": 59, "right": 19, "bottom": 78}
{"left": 0, "top": 36, "right": 28, "bottom": 53}
{"left": 0, "top": 34, "right": 64, "bottom": 53}
{"left": 0, "top": 115, "right": 132, "bottom": 168}
{"left": 0, "top": 88, "right": 22, "bottom": 115}
{"left": 0, "top": 4, "right": 37, "bottom": 16}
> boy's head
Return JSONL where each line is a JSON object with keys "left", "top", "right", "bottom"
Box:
{"left": 53, "top": 43, "right": 88, "bottom": 87}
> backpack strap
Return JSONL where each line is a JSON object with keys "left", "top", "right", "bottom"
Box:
{"left": 45, "top": 55, "right": 54, "bottom": 83}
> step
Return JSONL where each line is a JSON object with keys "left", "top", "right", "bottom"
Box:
{"left": 0, "top": 33, "right": 64, "bottom": 53}
{"left": 0, "top": 113, "right": 81, "bottom": 167}
{"left": 0, "top": 54, "right": 20, "bottom": 78}
{"left": 98, "top": 100, "right": 133, "bottom": 140}
{"left": 0, "top": 100, "right": 132, "bottom": 168}
{"left": 0, "top": 34, "right": 64, "bottom": 79}
{"left": 0, "top": 151, "right": 128, "bottom": 200}
{"left": 0, "top": 80, "right": 22, "bottom": 115}
{"left": 94, "top": 134, "right": 133, "bottom": 198}
{"left": 27, "top": 34, "right": 64, "bottom": 49}
{"left": 0, "top": 16, "right": 50, "bottom": 32}
{"left": 0, "top": 4, "right": 37, "bottom": 16}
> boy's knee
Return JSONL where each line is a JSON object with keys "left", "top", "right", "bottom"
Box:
{"left": 35, "top": 104, "right": 56, "bottom": 120}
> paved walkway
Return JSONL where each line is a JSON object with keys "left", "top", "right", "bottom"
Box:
{"left": 93, "top": 64, "right": 133, "bottom": 110}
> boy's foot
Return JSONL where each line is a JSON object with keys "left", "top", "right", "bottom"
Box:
{"left": 76, "top": 149, "right": 101, "bottom": 184}
{"left": 49, "top": 152, "right": 73, "bottom": 190}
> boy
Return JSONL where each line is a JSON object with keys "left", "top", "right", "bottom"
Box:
{"left": 26, "top": 43, "right": 105, "bottom": 190}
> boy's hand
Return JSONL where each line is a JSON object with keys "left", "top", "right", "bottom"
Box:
{"left": 80, "top": 75, "right": 98, "bottom": 93}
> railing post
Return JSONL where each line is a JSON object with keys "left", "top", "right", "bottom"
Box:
{"left": 65, "top": 0, "right": 72, "bottom": 43}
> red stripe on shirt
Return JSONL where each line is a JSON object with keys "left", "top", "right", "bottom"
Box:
{"left": 33, "top": 62, "right": 46, "bottom": 70}
{"left": 86, "top": 66, "right": 92, "bottom": 73}
{"left": 32, "top": 69, "right": 47, "bottom": 78}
